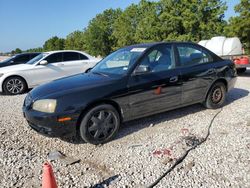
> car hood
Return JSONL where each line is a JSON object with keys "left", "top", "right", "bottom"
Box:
{"left": 30, "top": 72, "right": 119, "bottom": 99}
{"left": 0, "top": 64, "right": 32, "bottom": 73}
{"left": 0, "top": 62, "right": 9, "bottom": 68}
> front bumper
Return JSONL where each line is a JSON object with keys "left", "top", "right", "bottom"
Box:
{"left": 23, "top": 106, "right": 80, "bottom": 137}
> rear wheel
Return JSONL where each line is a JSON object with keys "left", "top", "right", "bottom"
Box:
{"left": 204, "top": 82, "right": 226, "bottom": 109}
{"left": 3, "top": 76, "right": 27, "bottom": 95}
{"left": 79, "top": 104, "right": 120, "bottom": 145}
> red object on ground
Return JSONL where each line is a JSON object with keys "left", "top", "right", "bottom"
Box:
{"left": 162, "top": 148, "right": 172, "bottom": 156}
{"left": 42, "top": 162, "right": 58, "bottom": 188}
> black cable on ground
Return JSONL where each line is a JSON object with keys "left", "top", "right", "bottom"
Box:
{"left": 147, "top": 108, "right": 223, "bottom": 188}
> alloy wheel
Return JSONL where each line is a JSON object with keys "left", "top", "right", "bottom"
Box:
{"left": 87, "top": 110, "right": 116, "bottom": 140}
{"left": 6, "top": 78, "right": 24, "bottom": 94}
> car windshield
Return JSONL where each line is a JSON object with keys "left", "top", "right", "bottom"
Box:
{"left": 26, "top": 53, "right": 48, "bottom": 65}
{"left": 91, "top": 47, "right": 147, "bottom": 76}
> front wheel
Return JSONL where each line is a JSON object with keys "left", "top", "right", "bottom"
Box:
{"left": 3, "top": 76, "right": 27, "bottom": 95}
{"left": 204, "top": 82, "right": 226, "bottom": 109}
{"left": 79, "top": 104, "right": 120, "bottom": 145}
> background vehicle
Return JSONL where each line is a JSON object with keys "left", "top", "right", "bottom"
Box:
{"left": 199, "top": 36, "right": 250, "bottom": 73}
{"left": 23, "top": 42, "right": 237, "bottom": 144}
{"left": 0, "top": 52, "right": 41, "bottom": 68}
{"left": 0, "top": 50, "right": 100, "bottom": 95}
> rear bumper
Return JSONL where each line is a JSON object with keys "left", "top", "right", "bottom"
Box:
{"left": 23, "top": 107, "right": 80, "bottom": 137}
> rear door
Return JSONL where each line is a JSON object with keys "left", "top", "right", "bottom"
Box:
{"left": 127, "top": 44, "right": 182, "bottom": 119}
{"left": 175, "top": 43, "right": 216, "bottom": 105}
{"left": 61, "top": 52, "right": 91, "bottom": 76}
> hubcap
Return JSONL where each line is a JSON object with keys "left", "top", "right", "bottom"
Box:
{"left": 6, "top": 79, "right": 24, "bottom": 94}
{"left": 211, "top": 87, "right": 223, "bottom": 103}
{"left": 87, "top": 110, "right": 116, "bottom": 140}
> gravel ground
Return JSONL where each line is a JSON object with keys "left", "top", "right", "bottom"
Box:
{"left": 0, "top": 70, "right": 250, "bottom": 188}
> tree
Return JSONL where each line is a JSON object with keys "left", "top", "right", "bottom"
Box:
{"left": 225, "top": 0, "right": 250, "bottom": 53}
{"left": 43, "top": 36, "right": 65, "bottom": 51}
{"left": 14, "top": 48, "right": 22, "bottom": 54}
{"left": 112, "top": 4, "right": 141, "bottom": 49}
{"left": 83, "top": 8, "right": 122, "bottom": 56}
{"left": 26, "top": 47, "right": 43, "bottom": 52}
{"left": 64, "top": 31, "right": 85, "bottom": 51}
{"left": 157, "top": 0, "right": 227, "bottom": 42}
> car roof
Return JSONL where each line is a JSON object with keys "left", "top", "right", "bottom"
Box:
{"left": 15, "top": 52, "right": 41, "bottom": 56}
{"left": 123, "top": 41, "right": 197, "bottom": 49}
{"left": 44, "top": 50, "right": 86, "bottom": 54}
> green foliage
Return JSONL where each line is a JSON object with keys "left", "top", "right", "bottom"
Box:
{"left": 13, "top": 48, "right": 22, "bottom": 54}
{"left": 157, "top": 0, "right": 227, "bottom": 42}
{"left": 43, "top": 36, "right": 65, "bottom": 51}
{"left": 83, "top": 8, "right": 122, "bottom": 56}
{"left": 64, "top": 31, "right": 85, "bottom": 51}
{"left": 225, "top": 0, "right": 250, "bottom": 54}
{"left": 26, "top": 47, "right": 43, "bottom": 52}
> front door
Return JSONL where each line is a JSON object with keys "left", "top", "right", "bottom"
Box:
{"left": 127, "top": 44, "right": 182, "bottom": 119}
{"left": 29, "top": 52, "right": 65, "bottom": 86}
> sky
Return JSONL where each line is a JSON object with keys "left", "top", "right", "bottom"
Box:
{"left": 0, "top": 0, "right": 240, "bottom": 52}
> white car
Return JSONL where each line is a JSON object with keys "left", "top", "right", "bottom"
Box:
{"left": 0, "top": 50, "right": 100, "bottom": 95}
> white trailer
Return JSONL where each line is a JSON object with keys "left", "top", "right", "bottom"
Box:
{"left": 199, "top": 36, "right": 250, "bottom": 73}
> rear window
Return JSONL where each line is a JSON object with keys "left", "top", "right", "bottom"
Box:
{"left": 63, "top": 52, "right": 80, "bottom": 61}
{"left": 177, "top": 45, "right": 213, "bottom": 67}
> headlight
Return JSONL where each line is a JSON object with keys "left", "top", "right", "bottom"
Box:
{"left": 32, "top": 99, "right": 57, "bottom": 113}
{"left": 0, "top": 73, "right": 3, "bottom": 77}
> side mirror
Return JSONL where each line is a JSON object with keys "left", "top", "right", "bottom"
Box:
{"left": 10, "top": 60, "right": 14, "bottom": 64}
{"left": 39, "top": 60, "right": 48, "bottom": 65}
{"left": 133, "top": 65, "right": 150, "bottom": 75}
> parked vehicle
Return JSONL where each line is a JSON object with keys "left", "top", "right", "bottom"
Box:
{"left": 0, "top": 52, "right": 41, "bottom": 68}
{"left": 0, "top": 50, "right": 100, "bottom": 94}
{"left": 199, "top": 36, "right": 250, "bottom": 73}
{"left": 23, "top": 42, "right": 237, "bottom": 144}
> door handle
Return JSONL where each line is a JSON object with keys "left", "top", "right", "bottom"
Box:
{"left": 169, "top": 76, "right": 178, "bottom": 83}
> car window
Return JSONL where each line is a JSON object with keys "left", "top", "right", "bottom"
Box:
{"left": 13, "top": 54, "right": 30, "bottom": 62}
{"left": 45, "top": 53, "right": 63, "bottom": 63}
{"left": 79, "top": 54, "right": 88, "bottom": 60}
{"left": 177, "top": 45, "right": 213, "bottom": 67}
{"left": 137, "top": 45, "right": 174, "bottom": 73}
{"left": 30, "top": 54, "right": 39, "bottom": 59}
{"left": 63, "top": 52, "right": 80, "bottom": 62}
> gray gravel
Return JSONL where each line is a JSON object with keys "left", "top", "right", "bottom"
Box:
{"left": 1, "top": 70, "right": 250, "bottom": 187}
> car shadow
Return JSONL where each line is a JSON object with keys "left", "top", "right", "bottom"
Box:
{"left": 62, "top": 87, "right": 249, "bottom": 144}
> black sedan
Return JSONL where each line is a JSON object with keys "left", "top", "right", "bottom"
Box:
{"left": 23, "top": 42, "right": 237, "bottom": 144}
{"left": 0, "top": 52, "right": 40, "bottom": 68}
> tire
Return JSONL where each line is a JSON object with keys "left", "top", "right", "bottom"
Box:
{"left": 79, "top": 104, "right": 120, "bottom": 145}
{"left": 237, "top": 68, "right": 246, "bottom": 74}
{"left": 3, "top": 76, "right": 27, "bottom": 95}
{"left": 204, "top": 82, "right": 226, "bottom": 109}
